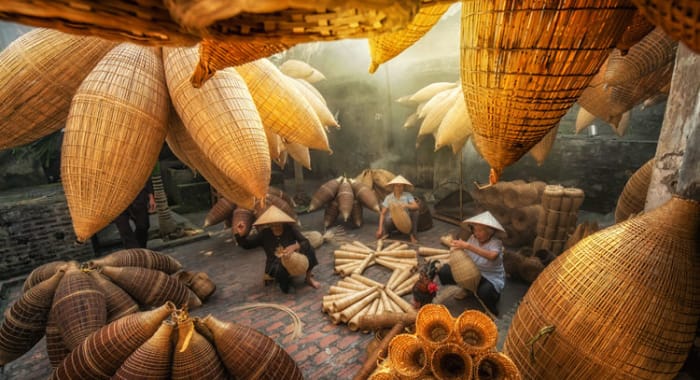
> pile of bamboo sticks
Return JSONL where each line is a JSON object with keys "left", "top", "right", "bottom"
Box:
{"left": 333, "top": 240, "right": 418, "bottom": 275}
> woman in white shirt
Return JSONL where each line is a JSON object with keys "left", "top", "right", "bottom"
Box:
{"left": 438, "top": 211, "right": 506, "bottom": 316}
{"left": 375, "top": 175, "right": 420, "bottom": 243}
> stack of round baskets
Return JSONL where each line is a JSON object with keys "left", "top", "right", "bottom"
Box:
{"left": 533, "top": 185, "right": 584, "bottom": 255}
{"left": 370, "top": 304, "right": 521, "bottom": 379}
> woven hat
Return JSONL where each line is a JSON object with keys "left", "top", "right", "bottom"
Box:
{"left": 462, "top": 211, "right": 505, "bottom": 232}
{"left": 387, "top": 175, "right": 413, "bottom": 190}
{"left": 253, "top": 205, "right": 295, "bottom": 226}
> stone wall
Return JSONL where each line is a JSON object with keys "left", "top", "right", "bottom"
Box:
{"left": 0, "top": 185, "right": 94, "bottom": 280}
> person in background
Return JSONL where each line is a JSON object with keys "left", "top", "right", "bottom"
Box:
{"left": 114, "top": 179, "right": 156, "bottom": 248}
{"left": 375, "top": 175, "right": 420, "bottom": 243}
{"left": 234, "top": 205, "right": 320, "bottom": 293}
{"left": 437, "top": 211, "right": 506, "bottom": 316}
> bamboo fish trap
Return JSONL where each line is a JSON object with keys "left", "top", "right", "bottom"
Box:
{"left": 61, "top": 44, "right": 169, "bottom": 242}
{"left": 460, "top": 0, "right": 636, "bottom": 182}
{"left": 615, "top": 158, "right": 654, "bottom": 223}
{"left": 504, "top": 196, "right": 700, "bottom": 379}
{"left": 630, "top": 0, "right": 700, "bottom": 53}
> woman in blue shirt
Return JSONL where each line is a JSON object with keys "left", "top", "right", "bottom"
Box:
{"left": 375, "top": 175, "right": 420, "bottom": 243}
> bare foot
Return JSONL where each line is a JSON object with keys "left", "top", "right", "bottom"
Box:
{"left": 306, "top": 275, "right": 321, "bottom": 289}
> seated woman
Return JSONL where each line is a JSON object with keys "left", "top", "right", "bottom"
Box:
{"left": 375, "top": 175, "right": 420, "bottom": 243}
{"left": 234, "top": 205, "right": 320, "bottom": 293}
{"left": 437, "top": 211, "right": 505, "bottom": 316}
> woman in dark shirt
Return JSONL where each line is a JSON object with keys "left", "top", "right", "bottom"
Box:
{"left": 234, "top": 205, "right": 320, "bottom": 293}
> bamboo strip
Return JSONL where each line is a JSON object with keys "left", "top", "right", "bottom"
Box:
{"left": 357, "top": 312, "right": 417, "bottom": 331}
{"left": 332, "top": 287, "right": 377, "bottom": 311}
{"left": 341, "top": 291, "right": 379, "bottom": 323}
{"left": 329, "top": 285, "right": 360, "bottom": 295}
{"left": 377, "top": 257, "right": 418, "bottom": 266}
{"left": 334, "top": 251, "right": 370, "bottom": 260}
{"left": 350, "top": 274, "right": 385, "bottom": 289}
{"left": 395, "top": 284, "right": 413, "bottom": 297}
{"left": 340, "top": 263, "right": 366, "bottom": 277}
{"left": 334, "top": 262, "right": 360, "bottom": 275}
{"left": 342, "top": 277, "right": 368, "bottom": 287}
{"left": 348, "top": 303, "right": 374, "bottom": 332}
{"left": 385, "top": 288, "right": 414, "bottom": 313}
{"left": 352, "top": 241, "right": 375, "bottom": 252}
{"left": 376, "top": 239, "right": 384, "bottom": 251}
{"left": 375, "top": 258, "right": 412, "bottom": 272}
{"left": 380, "top": 290, "right": 397, "bottom": 313}
{"left": 386, "top": 269, "right": 402, "bottom": 290}
{"left": 353, "top": 253, "right": 376, "bottom": 274}
{"left": 376, "top": 250, "right": 417, "bottom": 259}
{"left": 395, "top": 273, "right": 421, "bottom": 296}
{"left": 387, "top": 243, "right": 409, "bottom": 251}
{"left": 334, "top": 258, "right": 360, "bottom": 265}
{"left": 382, "top": 241, "right": 402, "bottom": 251}
{"left": 338, "top": 245, "right": 374, "bottom": 254}
{"left": 418, "top": 247, "right": 451, "bottom": 256}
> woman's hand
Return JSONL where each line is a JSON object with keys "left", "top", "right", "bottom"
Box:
{"left": 450, "top": 239, "right": 468, "bottom": 250}
{"left": 283, "top": 243, "right": 299, "bottom": 255}
{"left": 234, "top": 221, "right": 247, "bottom": 236}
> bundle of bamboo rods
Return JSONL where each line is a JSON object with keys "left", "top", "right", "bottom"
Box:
{"left": 333, "top": 239, "right": 418, "bottom": 276}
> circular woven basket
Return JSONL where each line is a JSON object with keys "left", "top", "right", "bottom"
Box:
{"left": 449, "top": 250, "right": 481, "bottom": 293}
{"left": 415, "top": 304, "right": 455, "bottom": 353}
{"left": 389, "top": 202, "right": 413, "bottom": 234}
{"left": 451, "top": 310, "right": 498, "bottom": 356}
{"left": 387, "top": 333, "right": 428, "bottom": 378}
{"left": 542, "top": 185, "right": 564, "bottom": 211}
{"left": 189, "top": 272, "right": 216, "bottom": 301}
{"left": 429, "top": 343, "right": 473, "bottom": 380}
{"left": 279, "top": 252, "right": 309, "bottom": 277}
{"left": 473, "top": 352, "right": 521, "bottom": 380}
{"left": 504, "top": 196, "right": 700, "bottom": 379}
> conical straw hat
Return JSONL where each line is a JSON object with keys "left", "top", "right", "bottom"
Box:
{"left": 253, "top": 205, "right": 296, "bottom": 226}
{"left": 387, "top": 175, "right": 413, "bottom": 188}
{"left": 462, "top": 211, "right": 505, "bottom": 233}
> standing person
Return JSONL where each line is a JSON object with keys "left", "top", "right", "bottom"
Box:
{"left": 437, "top": 211, "right": 506, "bottom": 316}
{"left": 375, "top": 175, "right": 420, "bottom": 243}
{"left": 114, "top": 180, "right": 156, "bottom": 248}
{"left": 234, "top": 205, "right": 320, "bottom": 293}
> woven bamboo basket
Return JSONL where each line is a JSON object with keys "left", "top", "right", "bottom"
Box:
{"left": 561, "top": 188, "right": 584, "bottom": 214}
{"left": 504, "top": 196, "right": 700, "bottom": 379}
{"left": 309, "top": 177, "right": 341, "bottom": 212}
{"left": 173, "top": 317, "right": 229, "bottom": 379}
{"left": 387, "top": 333, "right": 429, "bottom": 378}
{"left": 278, "top": 251, "right": 310, "bottom": 277}
{"left": 89, "top": 248, "right": 183, "bottom": 275}
{"left": 449, "top": 249, "right": 481, "bottom": 293}
{"left": 22, "top": 260, "right": 67, "bottom": 292}
{"left": 101, "top": 266, "right": 202, "bottom": 310}
{"left": 164, "top": 46, "right": 270, "bottom": 199}
{"left": 575, "top": 106, "right": 598, "bottom": 134}
{"left": 368, "top": 1, "right": 453, "bottom": 73}
{"left": 166, "top": 108, "right": 257, "bottom": 210}
{"left": 518, "top": 255, "right": 545, "bottom": 283}
{"left": 62, "top": 44, "right": 168, "bottom": 242}
{"left": 235, "top": 59, "right": 330, "bottom": 151}
{"left": 370, "top": 366, "right": 399, "bottom": 380}
{"left": 415, "top": 304, "right": 455, "bottom": 353}
{"left": 51, "top": 264, "right": 107, "bottom": 350}
{"left": 542, "top": 185, "right": 564, "bottom": 211}
{"left": 473, "top": 352, "right": 521, "bottom": 380}
{"left": 430, "top": 343, "right": 473, "bottom": 380}
{"left": 352, "top": 179, "right": 381, "bottom": 212}
{"left": 325, "top": 199, "right": 341, "bottom": 229}
{"left": 630, "top": 0, "right": 700, "bottom": 53}
{"left": 418, "top": 87, "right": 461, "bottom": 138}
{"left": 204, "top": 197, "right": 236, "bottom": 227}
{"left": 371, "top": 169, "right": 398, "bottom": 193}
{"left": 389, "top": 202, "right": 413, "bottom": 234}
{"left": 528, "top": 126, "right": 559, "bottom": 167}
{"left": 605, "top": 27, "right": 677, "bottom": 86}
{"left": 0, "top": 269, "right": 64, "bottom": 365}
{"left": 232, "top": 207, "right": 255, "bottom": 236}
{"left": 451, "top": 310, "right": 498, "bottom": 356}
{"left": 45, "top": 308, "right": 70, "bottom": 368}
{"left": 87, "top": 270, "right": 139, "bottom": 323}
{"left": 434, "top": 89, "right": 473, "bottom": 152}
{"left": 198, "top": 314, "right": 304, "bottom": 379}
{"left": 615, "top": 9, "right": 656, "bottom": 54}
{"left": 615, "top": 158, "right": 654, "bottom": 223}
{"left": 352, "top": 199, "right": 364, "bottom": 228}
{"left": 50, "top": 302, "right": 176, "bottom": 380}
{"left": 338, "top": 179, "right": 355, "bottom": 222}
{"left": 285, "top": 141, "right": 312, "bottom": 170}
{"left": 269, "top": 186, "right": 296, "bottom": 207}
{"left": 0, "top": 29, "right": 116, "bottom": 150}
{"left": 409, "top": 82, "right": 459, "bottom": 104}
{"left": 460, "top": 0, "right": 636, "bottom": 182}
{"left": 287, "top": 76, "right": 339, "bottom": 128}
{"left": 112, "top": 320, "right": 175, "bottom": 380}
{"left": 279, "top": 59, "right": 326, "bottom": 83}
{"left": 189, "top": 272, "right": 217, "bottom": 301}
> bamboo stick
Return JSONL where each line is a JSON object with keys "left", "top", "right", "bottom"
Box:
{"left": 335, "top": 261, "right": 361, "bottom": 272}
{"left": 376, "top": 239, "right": 383, "bottom": 251}
{"left": 357, "top": 312, "right": 417, "bottom": 331}
{"left": 418, "top": 247, "right": 451, "bottom": 256}
{"left": 334, "top": 258, "right": 361, "bottom": 265}
{"left": 333, "top": 286, "right": 377, "bottom": 311}
{"left": 389, "top": 270, "right": 413, "bottom": 290}
{"left": 382, "top": 241, "right": 402, "bottom": 251}
{"left": 329, "top": 285, "right": 358, "bottom": 295}
{"left": 350, "top": 273, "right": 386, "bottom": 289}
{"left": 395, "top": 273, "right": 420, "bottom": 293}
{"left": 376, "top": 256, "right": 418, "bottom": 265}
{"left": 339, "top": 264, "right": 362, "bottom": 277}
{"left": 352, "top": 240, "right": 375, "bottom": 252}
{"left": 330, "top": 311, "right": 343, "bottom": 324}
{"left": 395, "top": 284, "right": 413, "bottom": 297}
{"left": 338, "top": 245, "right": 374, "bottom": 254}
{"left": 343, "top": 291, "right": 379, "bottom": 325}
{"left": 335, "top": 251, "right": 370, "bottom": 260}
{"left": 376, "top": 250, "right": 417, "bottom": 259}
{"left": 342, "top": 277, "right": 368, "bottom": 287}
{"left": 385, "top": 288, "right": 415, "bottom": 313}
{"left": 380, "top": 289, "right": 397, "bottom": 313}
{"left": 385, "top": 269, "right": 402, "bottom": 289}
{"left": 375, "top": 258, "right": 412, "bottom": 272}
{"left": 353, "top": 253, "right": 376, "bottom": 274}
{"left": 352, "top": 322, "right": 405, "bottom": 380}
{"left": 361, "top": 298, "right": 381, "bottom": 333}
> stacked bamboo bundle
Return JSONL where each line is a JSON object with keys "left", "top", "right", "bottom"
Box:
{"left": 470, "top": 180, "right": 546, "bottom": 249}
{"left": 48, "top": 303, "right": 303, "bottom": 379}
{"left": 333, "top": 240, "right": 418, "bottom": 276}
{"left": 369, "top": 304, "right": 520, "bottom": 379}
{"left": 615, "top": 158, "right": 654, "bottom": 223}
{"left": 309, "top": 175, "right": 382, "bottom": 229}
{"left": 533, "top": 185, "right": 585, "bottom": 256}
{"left": 0, "top": 249, "right": 212, "bottom": 368}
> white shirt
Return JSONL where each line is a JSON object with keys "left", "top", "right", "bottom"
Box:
{"left": 382, "top": 192, "right": 415, "bottom": 209}
{"left": 465, "top": 235, "right": 505, "bottom": 292}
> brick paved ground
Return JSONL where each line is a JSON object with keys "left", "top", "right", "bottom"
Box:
{"left": 0, "top": 194, "right": 530, "bottom": 380}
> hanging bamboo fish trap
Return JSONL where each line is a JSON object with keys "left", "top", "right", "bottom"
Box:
{"left": 0, "top": 28, "right": 116, "bottom": 150}
{"left": 434, "top": 90, "right": 473, "bottom": 152}
{"left": 279, "top": 60, "right": 326, "bottom": 83}
{"left": 173, "top": 316, "right": 229, "bottom": 379}
{"left": 287, "top": 76, "right": 339, "bottom": 128}
{"left": 615, "top": 9, "right": 656, "bottom": 54}
{"left": 528, "top": 126, "right": 559, "bottom": 167}
{"left": 409, "top": 82, "right": 459, "bottom": 104}
{"left": 61, "top": 44, "right": 169, "bottom": 242}
{"left": 164, "top": 46, "right": 270, "bottom": 199}
{"left": 419, "top": 87, "right": 461, "bottom": 138}
{"left": 615, "top": 158, "right": 654, "bottom": 223}
{"left": 605, "top": 27, "right": 677, "bottom": 86}
{"left": 460, "top": 0, "right": 636, "bottom": 183}
{"left": 285, "top": 140, "right": 312, "bottom": 170}
{"left": 504, "top": 196, "right": 700, "bottom": 379}
{"left": 629, "top": 0, "right": 700, "bottom": 53}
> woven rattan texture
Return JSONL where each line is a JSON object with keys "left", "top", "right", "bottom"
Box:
{"left": 289, "top": 77, "right": 339, "bottom": 128}
{"left": 605, "top": 27, "right": 678, "bottom": 86}
{"left": 504, "top": 196, "right": 700, "bottom": 379}
{"left": 528, "top": 125, "right": 558, "bottom": 166}
{"left": 388, "top": 333, "right": 429, "bottom": 377}
{"left": 0, "top": 29, "right": 116, "bottom": 149}
{"left": 172, "top": 319, "right": 228, "bottom": 378}
{"left": 615, "top": 158, "right": 654, "bottom": 222}
{"left": 630, "top": 0, "right": 700, "bottom": 53}
{"left": 473, "top": 352, "right": 521, "bottom": 380}
{"left": 62, "top": 44, "right": 168, "bottom": 242}
{"left": 615, "top": 10, "right": 656, "bottom": 54}
{"left": 434, "top": 89, "right": 473, "bottom": 152}
{"left": 112, "top": 321, "right": 174, "bottom": 379}
{"left": 163, "top": 46, "right": 270, "bottom": 199}
{"left": 460, "top": 0, "right": 636, "bottom": 179}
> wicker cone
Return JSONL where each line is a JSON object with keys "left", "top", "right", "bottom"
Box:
{"left": 418, "top": 87, "right": 461, "bottom": 138}
{"left": 352, "top": 199, "right": 365, "bottom": 228}
{"left": 87, "top": 270, "right": 139, "bottom": 323}
{"left": 450, "top": 249, "right": 481, "bottom": 293}
{"left": 370, "top": 366, "right": 399, "bottom": 380}
{"left": 575, "top": 106, "right": 597, "bottom": 134}
{"left": 62, "top": 44, "right": 168, "bottom": 242}
{"left": 51, "top": 265, "right": 107, "bottom": 351}
{"left": 337, "top": 180, "right": 355, "bottom": 222}
{"left": 0, "top": 269, "right": 65, "bottom": 365}
{"left": 167, "top": 110, "right": 257, "bottom": 209}
{"left": 415, "top": 304, "right": 455, "bottom": 353}
{"left": 324, "top": 200, "right": 341, "bottom": 229}
{"left": 204, "top": 197, "right": 236, "bottom": 227}
{"left": 434, "top": 89, "right": 473, "bottom": 151}
{"left": 260, "top": 192, "right": 298, "bottom": 221}
{"left": 112, "top": 320, "right": 176, "bottom": 380}
{"left": 89, "top": 248, "right": 183, "bottom": 274}
{"left": 352, "top": 179, "right": 381, "bottom": 213}
{"left": 387, "top": 334, "right": 428, "bottom": 378}
{"left": 371, "top": 169, "right": 398, "bottom": 194}
{"left": 451, "top": 310, "right": 498, "bottom": 356}
{"left": 310, "top": 177, "right": 341, "bottom": 212}
{"left": 279, "top": 60, "right": 326, "bottom": 83}
{"left": 235, "top": 59, "right": 330, "bottom": 151}
{"left": 409, "top": 82, "right": 459, "bottom": 104}
{"left": 232, "top": 207, "right": 255, "bottom": 236}
{"left": 45, "top": 308, "right": 70, "bottom": 368}
{"left": 615, "top": 10, "right": 656, "bottom": 54}
{"left": 189, "top": 272, "right": 217, "bottom": 301}
{"left": 430, "top": 343, "right": 474, "bottom": 380}
{"left": 287, "top": 76, "right": 339, "bottom": 128}
{"left": 22, "top": 260, "right": 67, "bottom": 293}
{"left": 460, "top": 1, "right": 636, "bottom": 182}
{"left": 163, "top": 46, "right": 270, "bottom": 199}
{"left": 0, "top": 29, "right": 116, "bottom": 150}
{"left": 199, "top": 314, "right": 304, "bottom": 380}
{"left": 285, "top": 141, "right": 312, "bottom": 170}
{"left": 629, "top": 0, "right": 700, "bottom": 53}
{"left": 50, "top": 302, "right": 176, "bottom": 380}
{"left": 368, "top": 1, "right": 452, "bottom": 73}
{"left": 473, "top": 352, "right": 521, "bottom": 380}
{"left": 269, "top": 186, "right": 297, "bottom": 208}
{"left": 528, "top": 126, "right": 559, "bottom": 166}
{"left": 101, "top": 266, "right": 201, "bottom": 310}
{"left": 173, "top": 317, "right": 229, "bottom": 380}
{"left": 389, "top": 202, "right": 413, "bottom": 234}
{"left": 605, "top": 27, "right": 677, "bottom": 86}
{"left": 341, "top": 291, "right": 380, "bottom": 324}
{"left": 615, "top": 158, "right": 654, "bottom": 223}
{"left": 504, "top": 196, "right": 700, "bottom": 379}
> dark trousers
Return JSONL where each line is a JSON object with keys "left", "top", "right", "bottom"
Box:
{"left": 114, "top": 200, "right": 150, "bottom": 249}
{"left": 438, "top": 263, "right": 500, "bottom": 315}
{"left": 383, "top": 209, "right": 419, "bottom": 237}
{"left": 269, "top": 246, "right": 318, "bottom": 293}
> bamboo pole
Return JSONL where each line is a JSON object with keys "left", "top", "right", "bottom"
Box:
{"left": 376, "top": 256, "right": 418, "bottom": 265}
{"left": 418, "top": 247, "right": 451, "bottom": 256}
{"left": 360, "top": 298, "right": 381, "bottom": 333}
{"left": 357, "top": 312, "right": 417, "bottom": 331}
{"left": 352, "top": 240, "right": 374, "bottom": 251}
{"left": 395, "top": 273, "right": 420, "bottom": 292}
{"left": 353, "top": 253, "right": 376, "bottom": 274}
{"left": 382, "top": 241, "right": 402, "bottom": 251}
{"left": 376, "top": 239, "right": 384, "bottom": 251}
{"left": 350, "top": 274, "right": 385, "bottom": 289}
{"left": 338, "top": 245, "right": 374, "bottom": 254}
{"left": 385, "top": 288, "right": 415, "bottom": 313}
{"left": 329, "top": 285, "right": 359, "bottom": 295}
{"left": 352, "top": 323, "right": 406, "bottom": 380}
{"left": 375, "top": 258, "right": 412, "bottom": 272}
{"left": 385, "top": 269, "right": 402, "bottom": 289}
{"left": 335, "top": 251, "right": 371, "bottom": 260}
{"left": 389, "top": 270, "right": 413, "bottom": 290}
{"left": 342, "top": 277, "right": 368, "bottom": 287}
{"left": 334, "top": 258, "right": 361, "bottom": 265}
{"left": 333, "top": 286, "right": 378, "bottom": 311}
{"left": 375, "top": 250, "right": 417, "bottom": 258}
{"left": 380, "top": 289, "right": 397, "bottom": 312}
{"left": 341, "top": 291, "right": 380, "bottom": 323}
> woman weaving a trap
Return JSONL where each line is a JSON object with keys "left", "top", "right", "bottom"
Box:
{"left": 438, "top": 211, "right": 506, "bottom": 316}
{"left": 234, "top": 205, "right": 321, "bottom": 293}
{"left": 375, "top": 175, "right": 420, "bottom": 243}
